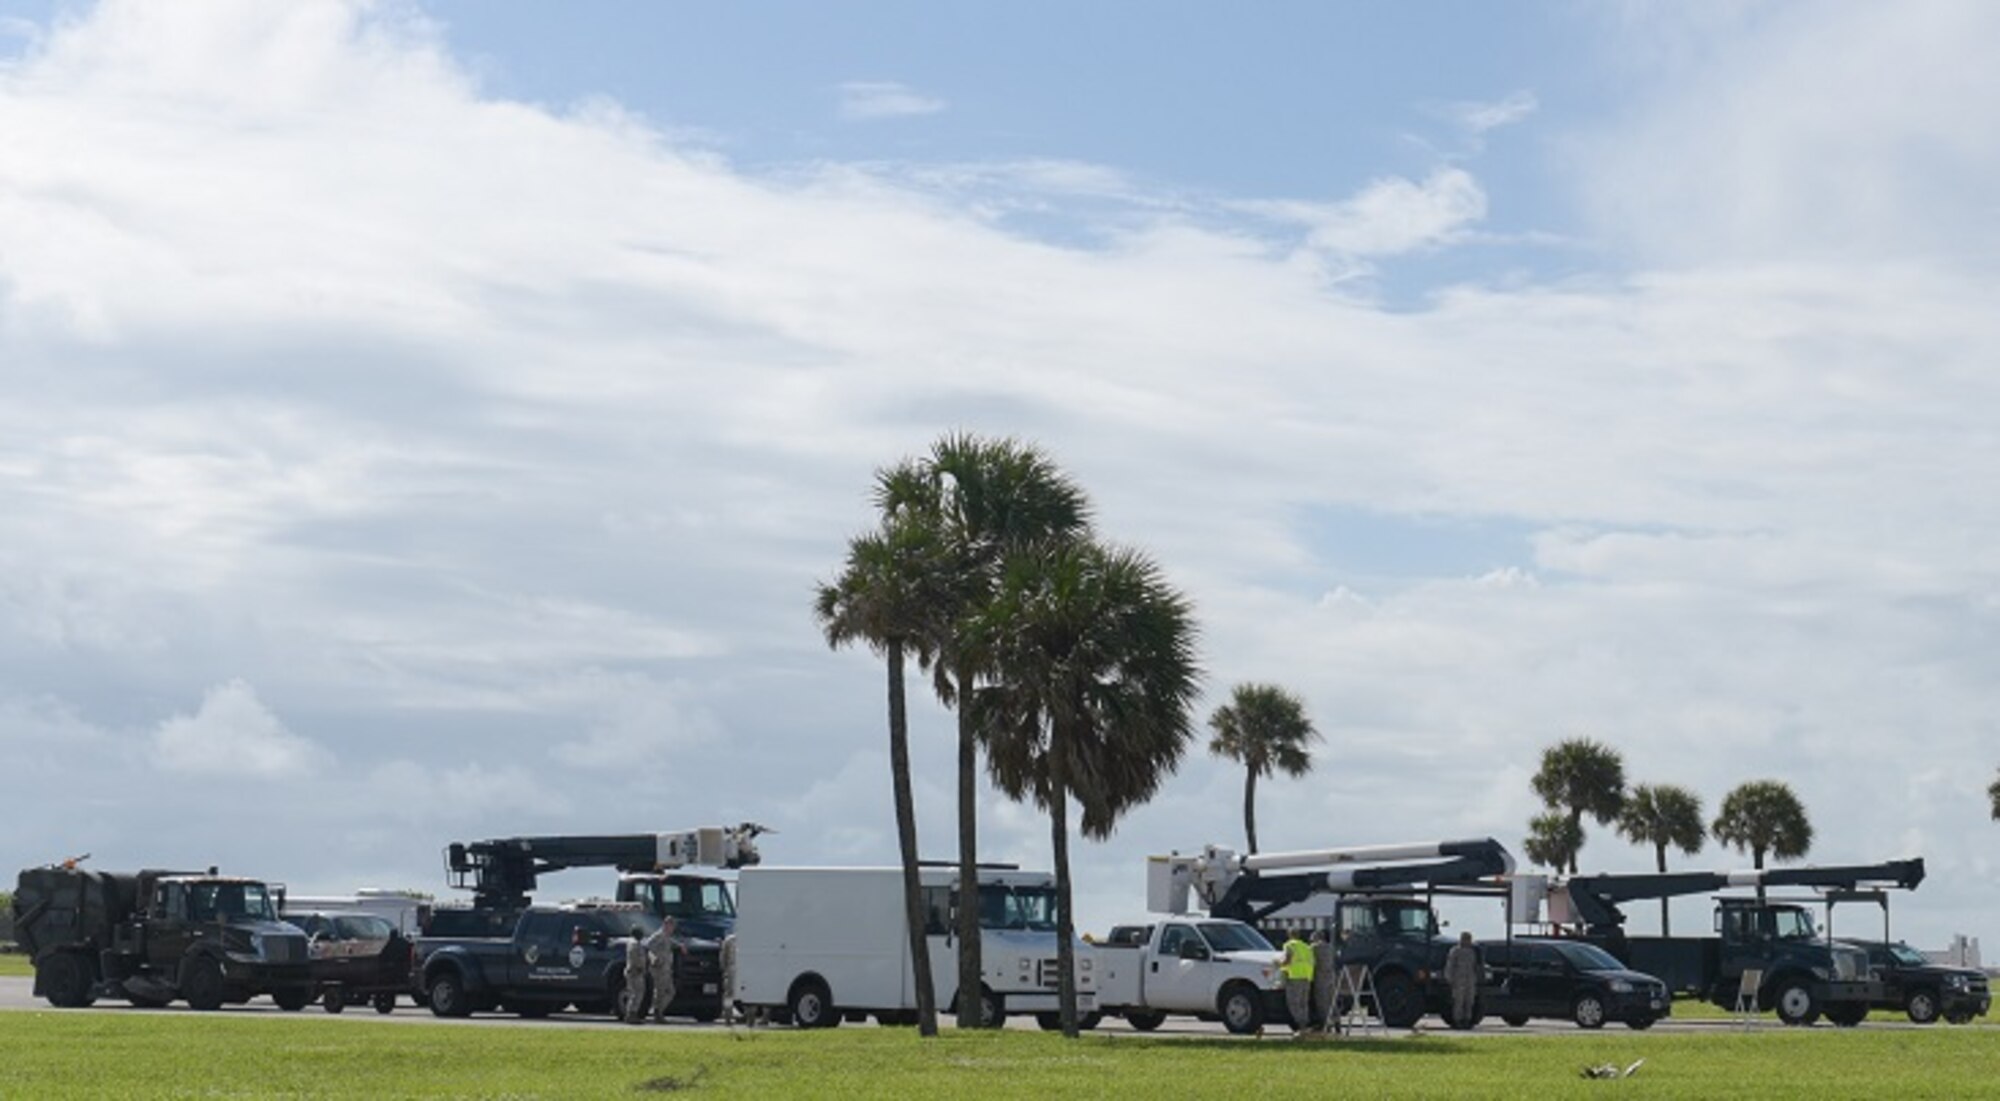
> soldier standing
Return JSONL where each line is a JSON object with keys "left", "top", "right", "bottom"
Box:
{"left": 719, "top": 932, "right": 739, "bottom": 1025}
{"left": 645, "top": 917, "right": 678, "bottom": 1023}
{"left": 622, "top": 926, "right": 649, "bottom": 1024}
{"left": 1444, "top": 931, "right": 1481, "bottom": 1029}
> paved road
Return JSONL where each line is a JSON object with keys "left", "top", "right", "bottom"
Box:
{"left": 6, "top": 977, "right": 1983, "bottom": 1037}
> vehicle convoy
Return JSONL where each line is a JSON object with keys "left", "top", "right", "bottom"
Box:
{"left": 413, "top": 901, "right": 701, "bottom": 1018}
{"left": 1559, "top": 858, "right": 1927, "bottom": 1027}
{"left": 1089, "top": 917, "right": 1283, "bottom": 1034}
{"left": 290, "top": 911, "right": 411, "bottom": 1014}
{"left": 11, "top": 858, "right": 313, "bottom": 1011}
{"left": 1150, "top": 838, "right": 1520, "bottom": 1028}
{"left": 732, "top": 865, "right": 1095, "bottom": 1028}
{"left": 422, "top": 824, "right": 766, "bottom": 1017}
{"left": 1840, "top": 940, "right": 1990, "bottom": 1025}
{"left": 1479, "top": 937, "right": 1670, "bottom": 1031}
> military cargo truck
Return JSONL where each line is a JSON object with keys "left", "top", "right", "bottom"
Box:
{"left": 11, "top": 860, "right": 313, "bottom": 1011}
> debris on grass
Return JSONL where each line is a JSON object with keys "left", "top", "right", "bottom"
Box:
{"left": 635, "top": 1065, "right": 709, "bottom": 1092}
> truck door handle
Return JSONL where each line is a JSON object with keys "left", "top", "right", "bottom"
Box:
{"left": 1150, "top": 962, "right": 1158, "bottom": 973}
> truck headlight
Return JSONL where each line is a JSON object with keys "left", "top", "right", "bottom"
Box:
{"left": 1947, "top": 974, "right": 1969, "bottom": 991}
{"left": 1607, "top": 980, "right": 1633, "bottom": 994}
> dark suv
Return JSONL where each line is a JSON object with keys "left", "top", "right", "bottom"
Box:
{"left": 1843, "top": 940, "right": 1990, "bottom": 1024}
{"left": 1481, "top": 938, "right": 1670, "bottom": 1030}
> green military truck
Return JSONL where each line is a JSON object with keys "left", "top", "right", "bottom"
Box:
{"left": 12, "top": 860, "right": 313, "bottom": 1011}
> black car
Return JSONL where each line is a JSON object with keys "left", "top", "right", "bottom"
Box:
{"left": 1843, "top": 940, "right": 1990, "bottom": 1025}
{"left": 1480, "top": 938, "right": 1671, "bottom": 1030}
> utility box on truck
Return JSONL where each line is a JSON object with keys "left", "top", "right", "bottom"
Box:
{"left": 733, "top": 866, "right": 1095, "bottom": 1028}
{"left": 12, "top": 861, "right": 312, "bottom": 1011}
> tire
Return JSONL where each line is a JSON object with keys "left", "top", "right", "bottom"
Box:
{"left": 1219, "top": 983, "right": 1265, "bottom": 1035}
{"left": 1626, "top": 1016, "right": 1656, "bottom": 1031}
{"left": 1827, "top": 1004, "right": 1867, "bottom": 1028}
{"left": 323, "top": 990, "right": 346, "bottom": 1014}
{"left": 1502, "top": 1014, "right": 1530, "bottom": 1028}
{"left": 1945, "top": 1011, "right": 1974, "bottom": 1026}
{"left": 181, "top": 958, "right": 226, "bottom": 1012}
{"left": 978, "top": 989, "right": 1004, "bottom": 1028}
{"left": 1906, "top": 989, "right": 1941, "bottom": 1025}
{"left": 1774, "top": 979, "right": 1820, "bottom": 1027}
{"left": 1374, "top": 971, "right": 1423, "bottom": 1029}
{"left": 788, "top": 978, "right": 835, "bottom": 1029}
{"left": 1125, "top": 1008, "right": 1167, "bottom": 1032}
{"left": 1035, "top": 1012, "right": 1063, "bottom": 1031}
{"left": 373, "top": 992, "right": 398, "bottom": 1015}
{"left": 428, "top": 971, "right": 472, "bottom": 1018}
{"left": 1572, "top": 993, "right": 1607, "bottom": 1030}
{"left": 1078, "top": 1011, "right": 1103, "bottom": 1031}
{"left": 40, "top": 953, "right": 97, "bottom": 1009}
{"left": 274, "top": 987, "right": 313, "bottom": 1012}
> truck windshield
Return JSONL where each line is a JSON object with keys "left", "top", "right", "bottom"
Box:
{"left": 633, "top": 878, "right": 735, "bottom": 920}
{"left": 188, "top": 882, "right": 279, "bottom": 923}
{"left": 978, "top": 885, "right": 1057, "bottom": 931}
{"left": 1770, "top": 908, "right": 1817, "bottom": 940}
{"left": 1198, "top": 922, "right": 1274, "bottom": 953}
{"left": 1378, "top": 902, "right": 1434, "bottom": 937}
{"left": 1885, "top": 943, "right": 1930, "bottom": 967}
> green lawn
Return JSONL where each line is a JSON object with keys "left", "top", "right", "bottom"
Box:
{"left": 0, "top": 952, "right": 31, "bottom": 978}
{"left": 0, "top": 1013, "right": 1991, "bottom": 1099}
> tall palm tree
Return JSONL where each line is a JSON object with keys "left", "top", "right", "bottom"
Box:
{"left": 971, "top": 539, "right": 1200, "bottom": 1038}
{"left": 1615, "top": 784, "right": 1705, "bottom": 934}
{"left": 813, "top": 514, "right": 952, "bottom": 1037}
{"left": 1530, "top": 738, "right": 1627, "bottom": 874}
{"left": 1712, "top": 780, "right": 1812, "bottom": 901}
{"left": 880, "top": 433, "right": 1091, "bottom": 1029}
{"left": 1523, "top": 810, "right": 1582, "bottom": 874}
{"left": 1207, "top": 684, "right": 1319, "bottom": 854}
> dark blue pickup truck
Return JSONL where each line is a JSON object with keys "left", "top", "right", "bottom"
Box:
{"left": 414, "top": 902, "right": 720, "bottom": 1020}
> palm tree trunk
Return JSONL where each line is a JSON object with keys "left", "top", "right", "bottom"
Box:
{"left": 1049, "top": 721, "right": 1078, "bottom": 1039}
{"left": 1752, "top": 846, "right": 1766, "bottom": 904}
{"left": 1244, "top": 768, "right": 1259, "bottom": 855}
{"left": 1655, "top": 842, "right": 1670, "bottom": 937}
{"left": 954, "top": 660, "right": 986, "bottom": 1028}
{"left": 886, "top": 640, "right": 939, "bottom": 1036}
{"left": 1567, "top": 807, "right": 1583, "bottom": 875}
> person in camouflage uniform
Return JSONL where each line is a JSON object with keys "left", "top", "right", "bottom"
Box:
{"left": 622, "top": 926, "right": 649, "bottom": 1024}
{"left": 644, "top": 917, "right": 678, "bottom": 1023}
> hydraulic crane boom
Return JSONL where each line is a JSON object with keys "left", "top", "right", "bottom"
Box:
{"left": 445, "top": 823, "right": 769, "bottom": 912}
{"left": 1562, "top": 858, "right": 1925, "bottom": 935}
{"left": 1149, "top": 838, "right": 1516, "bottom": 923}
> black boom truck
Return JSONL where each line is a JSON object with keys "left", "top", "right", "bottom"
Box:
{"left": 11, "top": 859, "right": 313, "bottom": 1011}
{"left": 1560, "top": 858, "right": 1926, "bottom": 1027}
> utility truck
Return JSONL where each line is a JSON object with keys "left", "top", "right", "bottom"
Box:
{"left": 1559, "top": 858, "right": 1925, "bottom": 1027}
{"left": 12, "top": 858, "right": 313, "bottom": 1011}
{"left": 1089, "top": 917, "right": 1284, "bottom": 1034}
{"left": 1150, "top": 838, "right": 1520, "bottom": 1028}
{"left": 732, "top": 865, "right": 1095, "bottom": 1028}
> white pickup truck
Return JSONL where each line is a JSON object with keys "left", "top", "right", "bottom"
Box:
{"left": 1090, "top": 917, "right": 1287, "bottom": 1034}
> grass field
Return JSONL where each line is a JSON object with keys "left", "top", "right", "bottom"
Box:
{"left": 0, "top": 953, "right": 30, "bottom": 978}
{"left": 0, "top": 1013, "right": 1991, "bottom": 1099}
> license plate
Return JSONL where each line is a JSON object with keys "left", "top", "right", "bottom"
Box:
{"left": 1650, "top": 999, "right": 1663, "bottom": 1009}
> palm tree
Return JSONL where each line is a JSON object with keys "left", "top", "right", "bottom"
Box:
{"left": 971, "top": 539, "right": 1200, "bottom": 1038}
{"left": 1989, "top": 768, "right": 1999, "bottom": 821}
{"left": 1615, "top": 784, "right": 1705, "bottom": 934}
{"left": 1523, "top": 810, "right": 1582, "bottom": 874}
{"left": 1712, "top": 780, "right": 1812, "bottom": 901}
{"left": 813, "top": 514, "right": 952, "bottom": 1037}
{"left": 1207, "top": 684, "right": 1319, "bottom": 854}
{"left": 1529, "top": 738, "right": 1627, "bottom": 874}
{"left": 880, "top": 433, "right": 1091, "bottom": 1029}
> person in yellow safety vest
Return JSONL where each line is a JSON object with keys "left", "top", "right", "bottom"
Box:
{"left": 1281, "top": 930, "right": 1315, "bottom": 1035}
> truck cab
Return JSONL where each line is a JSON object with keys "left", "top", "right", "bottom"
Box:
{"left": 1330, "top": 896, "right": 1457, "bottom": 1028}
{"left": 615, "top": 872, "right": 736, "bottom": 943}
{"left": 1714, "top": 899, "right": 1876, "bottom": 1025}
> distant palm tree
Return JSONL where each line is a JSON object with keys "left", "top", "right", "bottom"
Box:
{"left": 1990, "top": 768, "right": 1999, "bottom": 821}
{"left": 1615, "top": 784, "right": 1705, "bottom": 934}
{"left": 1207, "top": 684, "right": 1319, "bottom": 855}
{"left": 971, "top": 539, "right": 1200, "bottom": 1038}
{"left": 1523, "top": 810, "right": 1582, "bottom": 874}
{"left": 880, "top": 433, "right": 1091, "bottom": 1029}
{"left": 814, "top": 513, "right": 953, "bottom": 1037}
{"left": 1530, "top": 738, "right": 1627, "bottom": 874}
{"left": 1712, "top": 780, "right": 1812, "bottom": 901}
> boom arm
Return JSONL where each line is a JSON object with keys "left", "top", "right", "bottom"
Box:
{"left": 1563, "top": 858, "right": 1925, "bottom": 934}
{"left": 1150, "top": 838, "right": 1516, "bottom": 924}
{"left": 445, "top": 823, "right": 768, "bottom": 911}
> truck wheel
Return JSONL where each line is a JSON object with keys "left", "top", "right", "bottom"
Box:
{"left": 1905, "top": 989, "right": 1940, "bottom": 1025}
{"left": 428, "top": 972, "right": 472, "bottom": 1018}
{"left": 1502, "top": 1014, "right": 1530, "bottom": 1028}
{"left": 1078, "top": 1011, "right": 1103, "bottom": 1031}
{"left": 1125, "top": 1009, "right": 1167, "bottom": 1032}
{"left": 1827, "top": 1004, "right": 1867, "bottom": 1027}
{"left": 323, "top": 990, "right": 346, "bottom": 1014}
{"left": 1571, "top": 993, "right": 1607, "bottom": 1030}
{"left": 41, "top": 952, "right": 97, "bottom": 1009}
{"left": 274, "top": 987, "right": 312, "bottom": 1012}
{"left": 1035, "top": 1012, "right": 1063, "bottom": 1031}
{"left": 1219, "top": 983, "right": 1266, "bottom": 1035}
{"left": 1625, "top": 1016, "right": 1657, "bottom": 1031}
{"left": 182, "top": 959, "right": 226, "bottom": 1012}
{"left": 373, "top": 992, "right": 399, "bottom": 1015}
{"left": 787, "top": 978, "right": 834, "bottom": 1029}
{"left": 1774, "top": 979, "right": 1820, "bottom": 1026}
{"left": 1374, "top": 971, "right": 1423, "bottom": 1029}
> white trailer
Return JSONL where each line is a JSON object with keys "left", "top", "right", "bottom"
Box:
{"left": 733, "top": 865, "right": 1096, "bottom": 1027}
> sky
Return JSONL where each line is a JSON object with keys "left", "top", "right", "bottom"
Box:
{"left": 2, "top": 0, "right": 1997, "bottom": 952}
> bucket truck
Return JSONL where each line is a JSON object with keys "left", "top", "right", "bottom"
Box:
{"left": 1558, "top": 858, "right": 1925, "bottom": 1026}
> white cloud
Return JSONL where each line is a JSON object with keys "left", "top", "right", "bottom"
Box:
{"left": 153, "top": 679, "right": 330, "bottom": 778}
{"left": 1442, "top": 90, "right": 1538, "bottom": 134}
{"left": 837, "top": 80, "right": 945, "bottom": 120}
{"left": 1253, "top": 168, "right": 1488, "bottom": 260}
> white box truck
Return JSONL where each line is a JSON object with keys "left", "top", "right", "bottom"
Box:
{"left": 733, "top": 865, "right": 1096, "bottom": 1028}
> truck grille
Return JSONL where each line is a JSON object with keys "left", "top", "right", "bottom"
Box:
{"left": 1035, "top": 959, "right": 1061, "bottom": 989}
{"left": 262, "top": 935, "right": 308, "bottom": 964}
